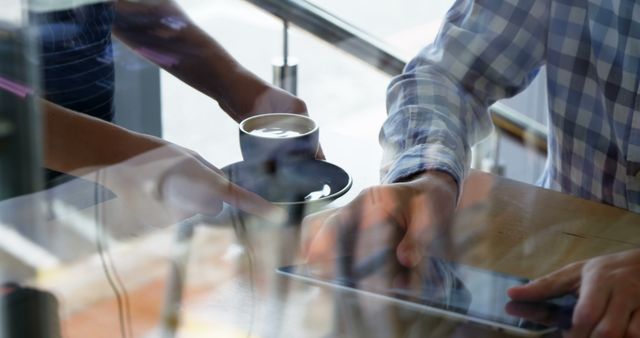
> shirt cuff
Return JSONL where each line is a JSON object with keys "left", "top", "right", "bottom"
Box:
{"left": 381, "top": 143, "right": 467, "bottom": 198}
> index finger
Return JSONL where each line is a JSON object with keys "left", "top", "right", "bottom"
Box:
{"left": 508, "top": 262, "right": 582, "bottom": 301}
{"left": 217, "top": 179, "right": 287, "bottom": 223}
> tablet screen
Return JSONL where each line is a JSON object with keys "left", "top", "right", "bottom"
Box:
{"left": 278, "top": 252, "right": 575, "bottom": 334}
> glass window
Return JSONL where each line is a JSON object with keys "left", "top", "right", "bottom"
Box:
{"left": 1, "top": 1, "right": 637, "bottom": 337}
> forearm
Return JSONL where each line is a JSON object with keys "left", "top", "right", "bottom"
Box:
{"left": 112, "top": 0, "right": 268, "bottom": 121}
{"left": 381, "top": 71, "right": 479, "bottom": 190}
{"left": 381, "top": 0, "right": 548, "bottom": 186}
{"left": 43, "top": 100, "right": 166, "bottom": 174}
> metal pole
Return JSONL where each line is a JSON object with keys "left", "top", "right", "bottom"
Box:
{"left": 159, "top": 215, "right": 200, "bottom": 338}
{"left": 272, "top": 19, "right": 298, "bottom": 95}
{"left": 0, "top": 20, "right": 43, "bottom": 200}
{"left": 283, "top": 20, "right": 289, "bottom": 67}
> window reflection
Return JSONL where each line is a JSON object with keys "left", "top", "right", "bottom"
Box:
{"left": 2, "top": 1, "right": 638, "bottom": 338}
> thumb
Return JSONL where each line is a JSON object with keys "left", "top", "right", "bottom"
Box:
{"left": 396, "top": 236, "right": 423, "bottom": 268}
{"left": 508, "top": 262, "right": 583, "bottom": 301}
{"left": 396, "top": 217, "right": 434, "bottom": 268}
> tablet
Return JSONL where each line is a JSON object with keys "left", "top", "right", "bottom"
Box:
{"left": 277, "top": 251, "right": 575, "bottom": 337}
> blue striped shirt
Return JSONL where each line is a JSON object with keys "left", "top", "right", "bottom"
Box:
{"left": 383, "top": 0, "right": 640, "bottom": 212}
{"left": 31, "top": 1, "right": 116, "bottom": 122}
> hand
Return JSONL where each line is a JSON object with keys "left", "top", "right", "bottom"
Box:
{"left": 219, "top": 76, "right": 325, "bottom": 159}
{"left": 218, "top": 72, "right": 307, "bottom": 120}
{"left": 247, "top": 84, "right": 307, "bottom": 116}
{"left": 158, "top": 147, "right": 287, "bottom": 221}
{"left": 508, "top": 249, "right": 640, "bottom": 338}
{"left": 505, "top": 300, "right": 575, "bottom": 330}
{"left": 90, "top": 145, "right": 286, "bottom": 226}
{"left": 302, "top": 171, "right": 458, "bottom": 268}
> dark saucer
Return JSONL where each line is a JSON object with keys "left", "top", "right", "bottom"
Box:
{"left": 221, "top": 159, "right": 352, "bottom": 207}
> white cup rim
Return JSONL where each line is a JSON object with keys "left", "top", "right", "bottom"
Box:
{"left": 239, "top": 113, "right": 318, "bottom": 139}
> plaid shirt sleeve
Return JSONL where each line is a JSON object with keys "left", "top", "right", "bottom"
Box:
{"left": 381, "top": 0, "right": 549, "bottom": 188}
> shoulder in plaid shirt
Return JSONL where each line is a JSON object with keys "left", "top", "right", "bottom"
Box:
{"left": 382, "top": 0, "right": 640, "bottom": 212}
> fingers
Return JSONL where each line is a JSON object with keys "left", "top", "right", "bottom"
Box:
{"left": 302, "top": 198, "right": 380, "bottom": 262}
{"left": 626, "top": 310, "right": 640, "bottom": 338}
{"left": 161, "top": 173, "right": 225, "bottom": 217}
{"left": 512, "top": 256, "right": 640, "bottom": 338}
{"left": 250, "top": 85, "right": 308, "bottom": 116}
{"left": 507, "top": 262, "right": 582, "bottom": 301}
{"left": 303, "top": 210, "right": 342, "bottom": 261}
{"left": 216, "top": 179, "right": 287, "bottom": 223}
{"left": 574, "top": 266, "right": 640, "bottom": 338}
{"left": 564, "top": 250, "right": 640, "bottom": 338}
{"left": 590, "top": 289, "right": 633, "bottom": 338}
{"left": 505, "top": 301, "right": 556, "bottom": 326}
{"left": 393, "top": 175, "right": 456, "bottom": 268}
{"left": 569, "top": 271, "right": 611, "bottom": 338}
{"left": 302, "top": 187, "right": 400, "bottom": 263}
{"left": 315, "top": 145, "right": 326, "bottom": 161}
{"left": 396, "top": 208, "right": 432, "bottom": 267}
{"left": 395, "top": 189, "right": 452, "bottom": 267}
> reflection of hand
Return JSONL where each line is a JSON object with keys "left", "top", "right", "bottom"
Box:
{"left": 505, "top": 300, "right": 575, "bottom": 330}
{"left": 507, "top": 249, "right": 640, "bottom": 338}
{"left": 302, "top": 171, "right": 458, "bottom": 268}
{"left": 158, "top": 148, "right": 286, "bottom": 221}
{"left": 505, "top": 301, "right": 557, "bottom": 327}
{"left": 93, "top": 146, "right": 286, "bottom": 226}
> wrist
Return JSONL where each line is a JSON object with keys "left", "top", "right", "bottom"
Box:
{"left": 221, "top": 68, "right": 268, "bottom": 119}
{"left": 409, "top": 170, "right": 459, "bottom": 205}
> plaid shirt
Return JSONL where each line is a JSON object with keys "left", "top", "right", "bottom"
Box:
{"left": 382, "top": 0, "right": 640, "bottom": 212}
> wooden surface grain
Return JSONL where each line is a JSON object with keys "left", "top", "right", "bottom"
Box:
{"left": 38, "top": 171, "right": 640, "bottom": 338}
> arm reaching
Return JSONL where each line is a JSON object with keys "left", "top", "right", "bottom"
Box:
{"left": 42, "top": 100, "right": 285, "bottom": 221}
{"left": 382, "top": 0, "right": 549, "bottom": 186}
{"left": 112, "top": 0, "right": 307, "bottom": 121}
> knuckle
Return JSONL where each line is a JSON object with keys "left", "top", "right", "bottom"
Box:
{"left": 613, "top": 283, "right": 639, "bottom": 305}
{"left": 631, "top": 275, "right": 640, "bottom": 288}
{"left": 573, "top": 306, "right": 599, "bottom": 328}
{"left": 333, "top": 209, "right": 354, "bottom": 225}
{"left": 358, "top": 186, "right": 378, "bottom": 197}
{"left": 531, "top": 274, "right": 556, "bottom": 288}
{"left": 593, "top": 324, "right": 618, "bottom": 338}
{"left": 583, "top": 258, "right": 605, "bottom": 273}
{"left": 627, "top": 324, "right": 640, "bottom": 338}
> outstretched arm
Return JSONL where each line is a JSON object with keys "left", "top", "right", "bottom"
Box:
{"left": 112, "top": 0, "right": 306, "bottom": 121}
{"left": 42, "top": 99, "right": 162, "bottom": 174}
{"left": 42, "top": 99, "right": 285, "bottom": 221}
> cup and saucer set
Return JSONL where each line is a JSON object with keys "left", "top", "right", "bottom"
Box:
{"left": 218, "top": 113, "right": 352, "bottom": 224}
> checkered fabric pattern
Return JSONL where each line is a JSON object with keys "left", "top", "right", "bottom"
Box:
{"left": 382, "top": 0, "right": 640, "bottom": 212}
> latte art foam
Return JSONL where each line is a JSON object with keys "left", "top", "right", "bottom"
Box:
{"left": 249, "top": 127, "right": 304, "bottom": 138}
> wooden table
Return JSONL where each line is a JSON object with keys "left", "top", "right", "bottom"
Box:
{"left": 30, "top": 169, "right": 640, "bottom": 338}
